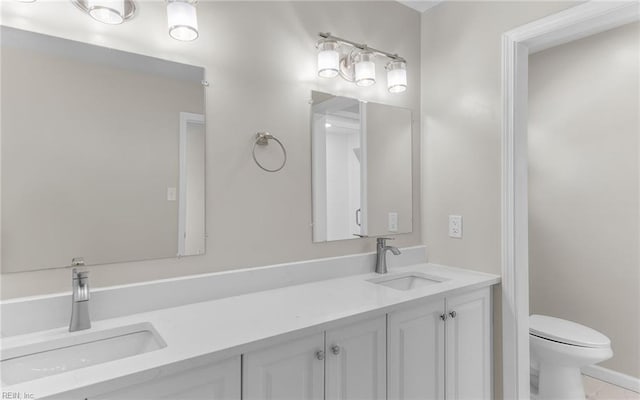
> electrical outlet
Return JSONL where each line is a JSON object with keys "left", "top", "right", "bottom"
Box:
{"left": 167, "top": 187, "right": 177, "bottom": 201}
{"left": 449, "top": 215, "right": 462, "bottom": 238}
{"left": 388, "top": 212, "right": 398, "bottom": 232}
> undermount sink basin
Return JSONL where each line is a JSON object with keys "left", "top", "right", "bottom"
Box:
{"left": 1, "top": 322, "right": 166, "bottom": 385}
{"left": 368, "top": 272, "right": 447, "bottom": 291}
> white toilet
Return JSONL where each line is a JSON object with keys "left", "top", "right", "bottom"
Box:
{"left": 529, "top": 315, "right": 612, "bottom": 400}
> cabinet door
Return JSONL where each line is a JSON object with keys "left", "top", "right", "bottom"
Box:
{"left": 325, "top": 316, "right": 386, "bottom": 400}
{"left": 93, "top": 356, "right": 241, "bottom": 400}
{"left": 243, "top": 333, "right": 324, "bottom": 400}
{"left": 445, "top": 288, "right": 492, "bottom": 400}
{"left": 388, "top": 300, "right": 445, "bottom": 400}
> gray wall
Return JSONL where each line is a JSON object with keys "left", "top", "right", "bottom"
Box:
{"left": 366, "top": 103, "right": 413, "bottom": 235}
{"left": 421, "top": 1, "right": 576, "bottom": 273}
{"left": 0, "top": 1, "right": 421, "bottom": 297}
{"left": 420, "top": 2, "right": 578, "bottom": 398}
{"left": 529, "top": 22, "right": 640, "bottom": 378}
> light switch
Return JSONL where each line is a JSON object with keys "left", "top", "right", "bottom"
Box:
{"left": 388, "top": 212, "right": 398, "bottom": 232}
{"left": 167, "top": 187, "right": 177, "bottom": 201}
{"left": 448, "top": 215, "right": 462, "bottom": 238}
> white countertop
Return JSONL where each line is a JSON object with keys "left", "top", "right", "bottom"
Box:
{"left": 1, "top": 263, "right": 500, "bottom": 398}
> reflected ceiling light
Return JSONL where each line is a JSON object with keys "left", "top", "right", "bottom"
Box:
{"left": 71, "top": 0, "right": 136, "bottom": 24}
{"left": 325, "top": 122, "right": 332, "bottom": 128}
{"left": 167, "top": 0, "right": 199, "bottom": 41}
{"left": 315, "top": 32, "right": 407, "bottom": 94}
{"left": 386, "top": 60, "right": 407, "bottom": 93}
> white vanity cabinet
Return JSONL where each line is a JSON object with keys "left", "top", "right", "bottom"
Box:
{"left": 94, "top": 356, "right": 241, "bottom": 400}
{"left": 32, "top": 279, "right": 496, "bottom": 400}
{"left": 388, "top": 287, "right": 492, "bottom": 400}
{"left": 325, "top": 316, "right": 386, "bottom": 400}
{"left": 243, "top": 333, "right": 325, "bottom": 400}
{"left": 243, "top": 316, "right": 386, "bottom": 400}
{"left": 49, "top": 356, "right": 241, "bottom": 400}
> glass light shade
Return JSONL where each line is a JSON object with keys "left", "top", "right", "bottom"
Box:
{"left": 386, "top": 60, "right": 407, "bottom": 93}
{"left": 87, "top": 0, "right": 124, "bottom": 24}
{"left": 317, "top": 40, "right": 339, "bottom": 78}
{"left": 354, "top": 52, "right": 376, "bottom": 87}
{"left": 167, "top": 1, "right": 199, "bottom": 41}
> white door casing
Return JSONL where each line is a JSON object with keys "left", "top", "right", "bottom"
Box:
{"left": 178, "top": 112, "right": 205, "bottom": 257}
{"left": 501, "top": 2, "right": 640, "bottom": 399}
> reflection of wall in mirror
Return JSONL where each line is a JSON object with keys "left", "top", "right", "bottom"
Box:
{"left": 366, "top": 103, "right": 412, "bottom": 235}
{"left": 1, "top": 34, "right": 204, "bottom": 272}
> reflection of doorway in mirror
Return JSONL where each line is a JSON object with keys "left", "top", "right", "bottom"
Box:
{"left": 312, "top": 95, "right": 364, "bottom": 242}
{"left": 326, "top": 119, "right": 361, "bottom": 241}
{"left": 178, "top": 112, "right": 206, "bottom": 256}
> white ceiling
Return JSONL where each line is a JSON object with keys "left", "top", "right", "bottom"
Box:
{"left": 398, "top": 1, "right": 445, "bottom": 13}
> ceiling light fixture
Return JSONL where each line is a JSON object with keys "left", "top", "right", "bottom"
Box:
{"left": 167, "top": 0, "right": 199, "bottom": 42}
{"left": 315, "top": 32, "right": 407, "bottom": 94}
{"left": 71, "top": 0, "right": 136, "bottom": 24}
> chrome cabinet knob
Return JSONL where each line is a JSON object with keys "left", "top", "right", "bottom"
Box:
{"left": 449, "top": 311, "right": 457, "bottom": 318}
{"left": 440, "top": 313, "right": 447, "bottom": 321}
{"left": 331, "top": 345, "right": 341, "bottom": 355}
{"left": 315, "top": 350, "right": 325, "bottom": 360}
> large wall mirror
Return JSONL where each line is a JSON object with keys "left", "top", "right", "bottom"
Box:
{"left": 311, "top": 91, "right": 412, "bottom": 242}
{"left": 1, "top": 27, "right": 207, "bottom": 272}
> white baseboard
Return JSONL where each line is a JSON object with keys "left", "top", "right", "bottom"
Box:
{"left": 582, "top": 365, "right": 640, "bottom": 393}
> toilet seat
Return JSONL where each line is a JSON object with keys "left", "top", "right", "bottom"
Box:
{"left": 530, "top": 315, "right": 610, "bottom": 348}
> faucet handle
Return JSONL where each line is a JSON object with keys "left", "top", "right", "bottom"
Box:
{"left": 72, "top": 268, "right": 89, "bottom": 280}
{"left": 376, "top": 237, "right": 395, "bottom": 244}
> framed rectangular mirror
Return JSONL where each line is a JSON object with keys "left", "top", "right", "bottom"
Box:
{"left": 1, "top": 27, "right": 207, "bottom": 272}
{"left": 311, "top": 91, "right": 412, "bottom": 242}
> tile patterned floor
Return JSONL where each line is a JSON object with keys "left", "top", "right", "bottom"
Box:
{"left": 584, "top": 375, "right": 640, "bottom": 400}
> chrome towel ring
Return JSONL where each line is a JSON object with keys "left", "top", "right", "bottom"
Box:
{"left": 252, "top": 132, "right": 287, "bottom": 172}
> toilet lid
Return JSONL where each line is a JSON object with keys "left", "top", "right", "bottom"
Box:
{"left": 529, "top": 315, "right": 610, "bottom": 348}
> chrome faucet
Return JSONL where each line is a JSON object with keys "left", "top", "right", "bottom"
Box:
{"left": 375, "top": 237, "right": 401, "bottom": 274}
{"left": 69, "top": 267, "right": 91, "bottom": 332}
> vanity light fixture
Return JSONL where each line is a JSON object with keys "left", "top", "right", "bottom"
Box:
{"left": 316, "top": 32, "right": 407, "bottom": 94}
{"left": 71, "top": 0, "right": 135, "bottom": 25}
{"left": 316, "top": 39, "right": 340, "bottom": 78}
{"left": 88, "top": 0, "right": 124, "bottom": 24}
{"left": 167, "top": 0, "right": 199, "bottom": 42}
{"left": 354, "top": 51, "right": 376, "bottom": 87}
{"left": 386, "top": 60, "right": 407, "bottom": 93}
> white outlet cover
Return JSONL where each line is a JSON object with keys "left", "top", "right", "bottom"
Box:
{"left": 167, "top": 187, "right": 177, "bottom": 201}
{"left": 388, "top": 212, "right": 398, "bottom": 232}
{"left": 448, "top": 215, "right": 462, "bottom": 238}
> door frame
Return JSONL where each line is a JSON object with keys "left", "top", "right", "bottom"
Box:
{"left": 500, "top": 2, "right": 639, "bottom": 398}
{"left": 177, "top": 112, "right": 205, "bottom": 257}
